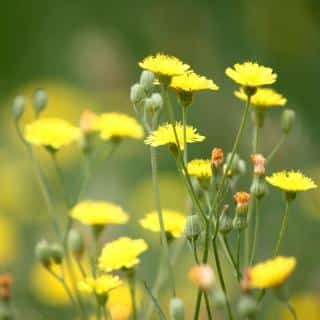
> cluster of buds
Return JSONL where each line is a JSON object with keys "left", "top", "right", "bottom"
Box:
{"left": 233, "top": 192, "right": 250, "bottom": 230}
{"left": 35, "top": 240, "right": 64, "bottom": 269}
{"left": 250, "top": 153, "right": 268, "bottom": 199}
{"left": 189, "top": 264, "right": 215, "bottom": 291}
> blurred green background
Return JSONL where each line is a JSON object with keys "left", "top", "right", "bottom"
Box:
{"left": 1, "top": 0, "right": 320, "bottom": 319}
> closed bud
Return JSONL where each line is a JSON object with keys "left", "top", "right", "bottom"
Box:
{"left": 281, "top": 109, "right": 295, "bottom": 134}
{"left": 237, "top": 159, "right": 246, "bottom": 176}
{"left": 211, "top": 148, "right": 224, "bottom": 169}
{"left": 184, "top": 215, "right": 203, "bottom": 241}
{"left": 169, "top": 297, "right": 185, "bottom": 320}
{"left": 237, "top": 294, "right": 258, "bottom": 317}
{"left": 234, "top": 192, "right": 250, "bottom": 215}
{"left": 140, "top": 71, "right": 155, "bottom": 93}
{"left": 233, "top": 214, "right": 248, "bottom": 230}
{"left": 68, "top": 229, "right": 85, "bottom": 258}
{"left": 33, "top": 88, "right": 47, "bottom": 115}
{"left": 219, "top": 205, "right": 233, "bottom": 234}
{"left": 130, "top": 83, "right": 146, "bottom": 104}
{"left": 50, "top": 243, "right": 64, "bottom": 264}
{"left": 12, "top": 95, "right": 26, "bottom": 121}
{"left": 35, "top": 240, "right": 52, "bottom": 268}
{"left": 150, "top": 93, "right": 163, "bottom": 111}
{"left": 250, "top": 176, "right": 268, "bottom": 199}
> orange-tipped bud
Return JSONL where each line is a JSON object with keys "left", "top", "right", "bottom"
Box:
{"left": 80, "top": 109, "right": 97, "bottom": 133}
{"left": 211, "top": 148, "right": 224, "bottom": 168}
{"left": 251, "top": 154, "right": 266, "bottom": 176}
{"left": 189, "top": 264, "right": 215, "bottom": 290}
{"left": 234, "top": 192, "right": 250, "bottom": 209}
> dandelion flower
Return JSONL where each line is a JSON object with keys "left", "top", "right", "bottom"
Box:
{"left": 99, "top": 237, "right": 148, "bottom": 272}
{"left": 24, "top": 118, "right": 81, "bottom": 149}
{"left": 245, "top": 256, "right": 296, "bottom": 289}
{"left": 266, "top": 171, "right": 317, "bottom": 192}
{"left": 187, "top": 159, "right": 212, "bottom": 179}
{"left": 145, "top": 122, "right": 205, "bottom": 150}
{"left": 78, "top": 275, "right": 122, "bottom": 296}
{"left": 70, "top": 201, "right": 129, "bottom": 226}
{"left": 92, "top": 112, "right": 143, "bottom": 141}
{"left": 139, "top": 209, "right": 186, "bottom": 238}
{"left": 139, "top": 53, "right": 190, "bottom": 77}
{"left": 235, "top": 88, "right": 287, "bottom": 108}
{"left": 225, "top": 62, "right": 277, "bottom": 88}
{"left": 170, "top": 72, "right": 219, "bottom": 92}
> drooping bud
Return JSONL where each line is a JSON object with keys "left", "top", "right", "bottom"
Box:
{"left": 281, "top": 109, "right": 295, "bottom": 134}
{"left": 139, "top": 71, "right": 155, "bottom": 93}
{"left": 184, "top": 215, "right": 203, "bottom": 242}
{"left": 237, "top": 294, "right": 258, "bottom": 318}
{"left": 50, "top": 243, "right": 64, "bottom": 264}
{"left": 12, "top": 95, "right": 26, "bottom": 121}
{"left": 68, "top": 229, "right": 85, "bottom": 259}
{"left": 130, "top": 83, "right": 146, "bottom": 104}
{"left": 219, "top": 205, "right": 233, "bottom": 234}
{"left": 211, "top": 148, "right": 224, "bottom": 169}
{"left": 33, "top": 88, "right": 48, "bottom": 116}
{"left": 189, "top": 264, "right": 215, "bottom": 291}
{"left": 169, "top": 297, "right": 185, "bottom": 320}
{"left": 35, "top": 240, "right": 52, "bottom": 268}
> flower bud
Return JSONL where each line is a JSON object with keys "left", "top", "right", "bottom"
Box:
{"left": 189, "top": 264, "right": 215, "bottom": 290}
{"left": 12, "top": 95, "right": 26, "bottom": 121}
{"left": 50, "top": 243, "right": 64, "bottom": 264}
{"left": 219, "top": 205, "right": 233, "bottom": 234}
{"left": 150, "top": 93, "right": 163, "bottom": 111}
{"left": 68, "top": 229, "right": 85, "bottom": 258}
{"left": 130, "top": 83, "right": 146, "bottom": 104}
{"left": 211, "top": 148, "right": 224, "bottom": 169}
{"left": 251, "top": 154, "right": 266, "bottom": 177}
{"left": 233, "top": 214, "right": 248, "bottom": 230}
{"left": 237, "top": 294, "right": 258, "bottom": 318}
{"left": 237, "top": 159, "right": 246, "bottom": 176}
{"left": 234, "top": 192, "right": 250, "bottom": 215}
{"left": 250, "top": 176, "right": 268, "bottom": 199}
{"left": 35, "top": 240, "right": 52, "bottom": 268}
{"left": 184, "top": 215, "right": 203, "bottom": 241}
{"left": 140, "top": 71, "right": 155, "bottom": 93}
{"left": 33, "top": 88, "right": 47, "bottom": 115}
{"left": 281, "top": 109, "right": 295, "bottom": 134}
{"left": 212, "top": 289, "right": 226, "bottom": 309}
{"left": 169, "top": 297, "right": 185, "bottom": 320}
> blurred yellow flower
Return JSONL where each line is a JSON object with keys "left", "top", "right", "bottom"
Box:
{"left": 145, "top": 122, "right": 205, "bottom": 150}
{"left": 170, "top": 72, "right": 219, "bottom": 92}
{"left": 99, "top": 237, "right": 148, "bottom": 272}
{"left": 225, "top": 62, "right": 277, "bottom": 87}
{"left": 0, "top": 217, "right": 18, "bottom": 263}
{"left": 266, "top": 171, "right": 317, "bottom": 192}
{"left": 235, "top": 88, "right": 287, "bottom": 108}
{"left": 78, "top": 275, "right": 122, "bottom": 296}
{"left": 139, "top": 53, "right": 190, "bottom": 77}
{"left": 70, "top": 201, "right": 129, "bottom": 226}
{"left": 92, "top": 112, "right": 143, "bottom": 141}
{"left": 245, "top": 256, "right": 296, "bottom": 289}
{"left": 24, "top": 118, "right": 81, "bottom": 150}
{"left": 187, "top": 159, "right": 212, "bottom": 179}
{"left": 139, "top": 209, "right": 186, "bottom": 238}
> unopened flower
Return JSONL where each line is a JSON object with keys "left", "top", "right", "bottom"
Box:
{"left": 70, "top": 201, "right": 129, "bottom": 226}
{"left": 189, "top": 264, "right": 215, "bottom": 290}
{"left": 211, "top": 148, "right": 224, "bottom": 168}
{"left": 139, "top": 53, "right": 190, "bottom": 77}
{"left": 139, "top": 209, "right": 186, "bottom": 238}
{"left": 144, "top": 122, "right": 205, "bottom": 150}
{"left": 251, "top": 154, "right": 266, "bottom": 176}
{"left": 234, "top": 192, "right": 250, "bottom": 210}
{"left": 24, "top": 118, "right": 81, "bottom": 150}
{"left": 243, "top": 256, "right": 296, "bottom": 289}
{"left": 80, "top": 109, "right": 97, "bottom": 133}
{"left": 99, "top": 237, "right": 148, "bottom": 272}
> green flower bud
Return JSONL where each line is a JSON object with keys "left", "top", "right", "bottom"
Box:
{"left": 233, "top": 214, "right": 248, "bottom": 230}
{"left": 169, "top": 297, "right": 185, "bottom": 320}
{"left": 219, "top": 205, "right": 233, "bottom": 234}
{"left": 68, "top": 229, "right": 85, "bottom": 258}
{"left": 281, "top": 109, "right": 295, "bottom": 134}
{"left": 12, "top": 95, "right": 26, "bottom": 121}
{"left": 237, "top": 159, "right": 246, "bottom": 176}
{"left": 130, "top": 83, "right": 146, "bottom": 104}
{"left": 212, "top": 289, "right": 226, "bottom": 309}
{"left": 140, "top": 71, "right": 155, "bottom": 93}
{"left": 35, "top": 240, "right": 52, "bottom": 268}
{"left": 33, "top": 88, "right": 47, "bottom": 115}
{"left": 184, "top": 215, "right": 203, "bottom": 241}
{"left": 237, "top": 294, "right": 258, "bottom": 318}
{"left": 250, "top": 176, "right": 268, "bottom": 199}
{"left": 50, "top": 243, "right": 64, "bottom": 264}
{"left": 150, "top": 93, "right": 163, "bottom": 111}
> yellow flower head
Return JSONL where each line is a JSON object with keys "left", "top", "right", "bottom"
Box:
{"left": 266, "top": 171, "right": 317, "bottom": 192}
{"left": 170, "top": 72, "right": 219, "bottom": 92}
{"left": 139, "top": 53, "right": 190, "bottom": 77}
{"left": 225, "top": 62, "right": 277, "bottom": 87}
{"left": 139, "top": 209, "right": 186, "bottom": 238}
{"left": 70, "top": 200, "right": 129, "bottom": 226}
{"left": 187, "top": 159, "right": 212, "bottom": 179}
{"left": 245, "top": 256, "right": 296, "bottom": 289}
{"left": 144, "top": 122, "right": 205, "bottom": 150}
{"left": 92, "top": 113, "right": 143, "bottom": 141}
{"left": 235, "top": 88, "right": 287, "bottom": 108}
{"left": 99, "top": 237, "right": 148, "bottom": 272}
{"left": 24, "top": 118, "right": 81, "bottom": 149}
{"left": 78, "top": 275, "right": 122, "bottom": 296}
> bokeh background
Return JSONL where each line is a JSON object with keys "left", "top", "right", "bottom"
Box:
{"left": 1, "top": 0, "right": 320, "bottom": 319}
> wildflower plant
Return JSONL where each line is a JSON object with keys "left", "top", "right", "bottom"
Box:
{"left": 8, "top": 52, "right": 317, "bottom": 320}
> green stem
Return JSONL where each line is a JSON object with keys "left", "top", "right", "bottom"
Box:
{"left": 103, "top": 305, "right": 109, "bottom": 320}
{"left": 236, "top": 231, "right": 241, "bottom": 273}
{"left": 96, "top": 305, "right": 102, "bottom": 320}
{"left": 250, "top": 198, "right": 261, "bottom": 265}
{"left": 182, "top": 106, "right": 188, "bottom": 165}
{"left": 222, "top": 236, "right": 240, "bottom": 280}
{"left": 204, "top": 292, "right": 213, "bottom": 320}
{"left": 287, "top": 302, "right": 298, "bottom": 320}
{"left": 252, "top": 126, "right": 259, "bottom": 153}
{"left": 267, "top": 134, "right": 286, "bottom": 163}
{"left": 244, "top": 197, "right": 254, "bottom": 267}
{"left": 193, "top": 289, "right": 203, "bottom": 320}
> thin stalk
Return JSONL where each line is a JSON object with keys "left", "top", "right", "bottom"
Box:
{"left": 287, "top": 302, "right": 298, "bottom": 320}
{"left": 182, "top": 106, "right": 188, "bottom": 164}
{"left": 222, "top": 236, "right": 240, "bottom": 280}
{"left": 236, "top": 231, "right": 241, "bottom": 273}
{"left": 252, "top": 126, "right": 259, "bottom": 153}
{"left": 274, "top": 200, "right": 290, "bottom": 256}
{"left": 267, "top": 134, "right": 286, "bottom": 163}
{"left": 193, "top": 289, "right": 203, "bottom": 320}
{"left": 250, "top": 198, "right": 261, "bottom": 265}
{"left": 244, "top": 197, "right": 254, "bottom": 267}
{"left": 192, "top": 238, "right": 200, "bottom": 265}
{"left": 203, "top": 292, "right": 213, "bottom": 320}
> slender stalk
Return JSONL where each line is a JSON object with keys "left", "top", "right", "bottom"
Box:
{"left": 193, "top": 289, "right": 203, "bottom": 320}
{"left": 244, "top": 197, "right": 254, "bottom": 266}
{"left": 250, "top": 198, "right": 261, "bottom": 265}
{"left": 236, "top": 231, "right": 241, "bottom": 273}
{"left": 287, "top": 302, "right": 298, "bottom": 320}
{"left": 182, "top": 106, "right": 188, "bottom": 164}
{"left": 222, "top": 236, "right": 240, "bottom": 280}
{"left": 252, "top": 126, "right": 259, "bottom": 153}
{"left": 274, "top": 200, "right": 290, "bottom": 256}
{"left": 203, "top": 292, "right": 213, "bottom": 320}
{"left": 267, "top": 134, "right": 286, "bottom": 163}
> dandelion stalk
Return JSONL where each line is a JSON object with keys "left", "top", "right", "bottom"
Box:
{"left": 250, "top": 198, "right": 261, "bottom": 265}
{"left": 267, "top": 134, "right": 286, "bottom": 163}
{"left": 182, "top": 105, "right": 188, "bottom": 164}
{"left": 193, "top": 289, "right": 203, "bottom": 320}
{"left": 236, "top": 231, "right": 241, "bottom": 273}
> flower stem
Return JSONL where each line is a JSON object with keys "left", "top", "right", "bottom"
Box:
{"left": 236, "top": 231, "right": 241, "bottom": 273}
{"left": 252, "top": 125, "right": 259, "bottom": 153}
{"left": 204, "top": 292, "right": 213, "bottom": 320}
{"left": 193, "top": 289, "right": 203, "bottom": 320}
{"left": 250, "top": 198, "right": 261, "bottom": 265}
{"left": 182, "top": 106, "right": 188, "bottom": 165}
{"left": 129, "top": 271, "right": 138, "bottom": 320}
{"left": 222, "top": 236, "right": 240, "bottom": 280}
{"left": 267, "top": 134, "right": 286, "bottom": 163}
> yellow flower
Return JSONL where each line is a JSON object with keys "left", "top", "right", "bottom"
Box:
{"left": 170, "top": 72, "right": 219, "bottom": 92}
{"left": 235, "top": 88, "right": 287, "bottom": 108}
{"left": 139, "top": 53, "right": 190, "bottom": 77}
{"left": 144, "top": 122, "right": 205, "bottom": 150}
{"left": 225, "top": 62, "right": 277, "bottom": 87}
{"left": 92, "top": 112, "right": 143, "bottom": 141}
{"left": 70, "top": 201, "right": 129, "bottom": 226}
{"left": 78, "top": 275, "right": 122, "bottom": 296}
{"left": 99, "top": 237, "right": 148, "bottom": 272}
{"left": 187, "top": 159, "right": 212, "bottom": 179}
{"left": 24, "top": 118, "right": 81, "bottom": 150}
{"left": 139, "top": 209, "right": 186, "bottom": 238}
{"left": 245, "top": 256, "right": 296, "bottom": 289}
{"left": 266, "top": 171, "right": 317, "bottom": 192}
